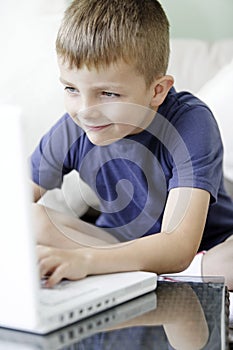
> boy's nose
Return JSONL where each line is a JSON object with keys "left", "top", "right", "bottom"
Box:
{"left": 77, "top": 97, "right": 105, "bottom": 121}
{"left": 81, "top": 97, "right": 96, "bottom": 111}
{"left": 78, "top": 105, "right": 103, "bottom": 122}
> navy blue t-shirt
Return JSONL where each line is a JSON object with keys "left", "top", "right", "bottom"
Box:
{"left": 31, "top": 87, "right": 233, "bottom": 250}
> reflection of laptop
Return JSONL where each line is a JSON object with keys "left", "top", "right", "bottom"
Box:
{"left": 0, "top": 292, "right": 156, "bottom": 349}
{"left": 0, "top": 105, "right": 157, "bottom": 334}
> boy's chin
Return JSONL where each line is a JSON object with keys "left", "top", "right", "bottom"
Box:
{"left": 85, "top": 124, "right": 141, "bottom": 146}
{"left": 86, "top": 133, "right": 120, "bottom": 146}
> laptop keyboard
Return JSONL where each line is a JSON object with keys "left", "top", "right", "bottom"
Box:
{"left": 39, "top": 279, "right": 98, "bottom": 306}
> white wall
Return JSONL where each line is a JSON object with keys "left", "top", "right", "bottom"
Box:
{"left": 160, "top": 0, "right": 233, "bottom": 40}
{"left": 0, "top": 1, "right": 67, "bottom": 153}
{"left": 2, "top": 0, "right": 233, "bottom": 154}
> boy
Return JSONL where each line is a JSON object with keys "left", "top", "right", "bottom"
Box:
{"left": 32, "top": 0, "right": 233, "bottom": 291}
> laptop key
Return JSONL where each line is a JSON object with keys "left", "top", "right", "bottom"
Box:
{"left": 39, "top": 279, "right": 98, "bottom": 305}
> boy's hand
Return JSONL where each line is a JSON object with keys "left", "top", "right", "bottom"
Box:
{"left": 37, "top": 245, "right": 90, "bottom": 288}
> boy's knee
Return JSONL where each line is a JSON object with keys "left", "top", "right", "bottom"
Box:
{"left": 202, "top": 241, "right": 233, "bottom": 291}
{"left": 224, "top": 274, "right": 233, "bottom": 292}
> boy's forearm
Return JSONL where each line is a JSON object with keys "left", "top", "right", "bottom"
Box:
{"left": 85, "top": 230, "right": 197, "bottom": 276}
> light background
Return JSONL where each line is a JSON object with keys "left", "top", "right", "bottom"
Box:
{"left": 160, "top": 0, "right": 233, "bottom": 40}
{"left": 0, "top": 0, "right": 233, "bottom": 154}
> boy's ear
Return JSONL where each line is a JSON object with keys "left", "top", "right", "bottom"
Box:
{"left": 150, "top": 75, "right": 174, "bottom": 108}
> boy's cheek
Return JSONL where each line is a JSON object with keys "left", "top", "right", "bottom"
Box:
{"left": 76, "top": 102, "right": 154, "bottom": 128}
{"left": 63, "top": 102, "right": 155, "bottom": 136}
{"left": 98, "top": 102, "right": 155, "bottom": 131}
{"left": 64, "top": 99, "right": 80, "bottom": 118}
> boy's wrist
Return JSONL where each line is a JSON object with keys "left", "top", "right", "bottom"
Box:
{"left": 82, "top": 242, "right": 141, "bottom": 276}
{"left": 79, "top": 247, "right": 94, "bottom": 276}
{"left": 82, "top": 246, "right": 111, "bottom": 276}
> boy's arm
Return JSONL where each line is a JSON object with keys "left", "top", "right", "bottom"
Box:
{"left": 89, "top": 187, "right": 210, "bottom": 274}
{"left": 38, "top": 187, "right": 210, "bottom": 286}
{"left": 30, "top": 181, "right": 47, "bottom": 202}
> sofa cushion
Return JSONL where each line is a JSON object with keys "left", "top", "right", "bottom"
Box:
{"left": 197, "top": 58, "right": 233, "bottom": 184}
{"left": 168, "top": 39, "right": 233, "bottom": 93}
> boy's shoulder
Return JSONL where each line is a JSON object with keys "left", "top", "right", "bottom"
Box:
{"left": 157, "top": 87, "right": 217, "bottom": 132}
{"left": 159, "top": 87, "right": 211, "bottom": 117}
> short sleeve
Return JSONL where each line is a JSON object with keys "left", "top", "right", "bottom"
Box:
{"left": 30, "top": 114, "right": 83, "bottom": 190}
{"left": 167, "top": 105, "right": 223, "bottom": 202}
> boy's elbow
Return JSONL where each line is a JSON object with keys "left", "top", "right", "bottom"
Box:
{"left": 175, "top": 258, "right": 192, "bottom": 274}
{"left": 145, "top": 254, "right": 195, "bottom": 276}
{"left": 158, "top": 244, "right": 197, "bottom": 274}
{"left": 171, "top": 250, "right": 197, "bottom": 274}
{"left": 139, "top": 233, "right": 199, "bottom": 275}
{"left": 167, "top": 233, "right": 200, "bottom": 274}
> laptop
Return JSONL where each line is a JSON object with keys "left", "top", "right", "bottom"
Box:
{"left": 0, "top": 104, "right": 157, "bottom": 334}
{"left": 0, "top": 291, "right": 156, "bottom": 349}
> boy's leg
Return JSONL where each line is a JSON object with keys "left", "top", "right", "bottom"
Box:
{"left": 202, "top": 235, "right": 233, "bottom": 328}
{"left": 170, "top": 235, "right": 233, "bottom": 290}
{"left": 202, "top": 235, "right": 233, "bottom": 291}
{"left": 161, "top": 235, "right": 233, "bottom": 326}
{"left": 32, "top": 203, "right": 120, "bottom": 249}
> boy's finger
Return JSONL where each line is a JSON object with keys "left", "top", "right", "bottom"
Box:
{"left": 39, "top": 256, "right": 58, "bottom": 279}
{"left": 45, "top": 265, "right": 66, "bottom": 287}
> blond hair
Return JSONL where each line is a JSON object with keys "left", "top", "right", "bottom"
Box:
{"left": 56, "top": 0, "right": 170, "bottom": 86}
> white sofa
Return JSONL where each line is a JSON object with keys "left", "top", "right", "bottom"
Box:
{"left": 168, "top": 39, "right": 233, "bottom": 198}
{"left": 1, "top": 11, "right": 233, "bottom": 215}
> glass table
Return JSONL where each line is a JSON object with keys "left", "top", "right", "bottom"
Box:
{"left": 0, "top": 276, "right": 230, "bottom": 350}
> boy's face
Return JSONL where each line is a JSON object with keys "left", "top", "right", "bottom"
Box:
{"left": 58, "top": 58, "right": 158, "bottom": 146}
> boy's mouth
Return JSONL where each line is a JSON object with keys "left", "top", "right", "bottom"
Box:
{"left": 84, "top": 124, "right": 112, "bottom": 132}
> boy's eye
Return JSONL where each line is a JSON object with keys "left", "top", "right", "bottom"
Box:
{"left": 64, "top": 86, "right": 79, "bottom": 95}
{"left": 102, "top": 91, "right": 120, "bottom": 98}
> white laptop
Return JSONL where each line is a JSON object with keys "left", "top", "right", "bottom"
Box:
{"left": 0, "top": 292, "right": 156, "bottom": 349}
{"left": 0, "top": 104, "right": 157, "bottom": 334}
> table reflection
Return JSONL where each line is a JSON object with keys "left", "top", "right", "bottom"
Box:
{"left": 0, "top": 276, "right": 226, "bottom": 350}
